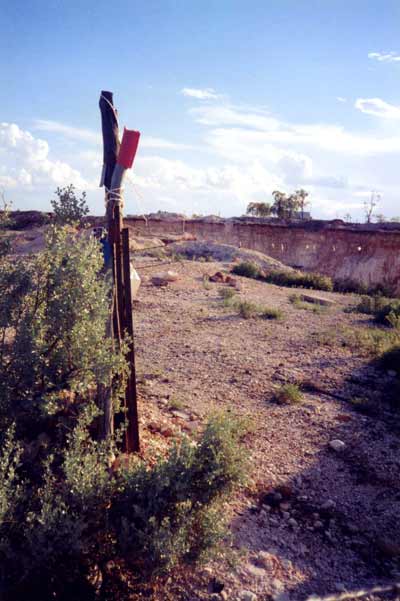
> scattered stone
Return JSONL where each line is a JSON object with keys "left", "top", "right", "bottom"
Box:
{"left": 209, "top": 272, "right": 227, "bottom": 283}
{"left": 171, "top": 409, "right": 191, "bottom": 419}
{"left": 160, "top": 426, "right": 175, "bottom": 438}
{"left": 288, "top": 518, "right": 298, "bottom": 528}
{"left": 147, "top": 421, "right": 162, "bottom": 433}
{"left": 151, "top": 270, "right": 179, "bottom": 286}
{"left": 282, "top": 511, "right": 290, "bottom": 520}
{"left": 387, "top": 370, "right": 397, "bottom": 377}
{"left": 244, "top": 563, "right": 266, "bottom": 579}
{"left": 240, "top": 591, "right": 257, "bottom": 601}
{"left": 314, "top": 521, "right": 324, "bottom": 529}
{"left": 269, "top": 518, "right": 279, "bottom": 527}
{"left": 271, "top": 578, "right": 285, "bottom": 593}
{"left": 321, "top": 499, "right": 336, "bottom": 511}
{"left": 329, "top": 439, "right": 346, "bottom": 452}
{"left": 256, "top": 551, "right": 274, "bottom": 569}
{"left": 280, "top": 501, "right": 291, "bottom": 511}
{"left": 335, "top": 583, "right": 346, "bottom": 592}
{"left": 220, "top": 592, "right": 228, "bottom": 601}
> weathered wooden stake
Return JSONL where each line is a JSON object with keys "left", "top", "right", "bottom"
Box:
{"left": 99, "top": 90, "right": 140, "bottom": 451}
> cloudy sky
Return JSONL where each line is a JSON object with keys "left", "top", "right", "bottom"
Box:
{"left": 1, "top": 0, "right": 400, "bottom": 220}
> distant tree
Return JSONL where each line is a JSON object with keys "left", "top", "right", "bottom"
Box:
{"left": 271, "top": 190, "right": 309, "bottom": 220}
{"left": 271, "top": 191, "right": 289, "bottom": 219}
{"left": 344, "top": 213, "right": 352, "bottom": 223}
{"left": 375, "top": 214, "right": 386, "bottom": 223}
{"left": 390, "top": 216, "right": 400, "bottom": 223}
{"left": 294, "top": 189, "right": 310, "bottom": 219}
{"left": 363, "top": 190, "right": 381, "bottom": 224}
{"left": 51, "top": 185, "right": 89, "bottom": 226}
{"left": 246, "top": 202, "right": 272, "bottom": 217}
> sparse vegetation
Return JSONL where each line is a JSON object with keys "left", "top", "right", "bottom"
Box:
{"left": 275, "top": 383, "right": 303, "bottom": 405}
{"left": 260, "top": 306, "right": 284, "bottom": 320}
{"left": 0, "top": 224, "right": 248, "bottom": 600}
{"left": 289, "top": 293, "right": 328, "bottom": 313}
{"left": 264, "top": 270, "right": 333, "bottom": 291}
{"left": 354, "top": 295, "right": 400, "bottom": 327}
{"left": 232, "top": 261, "right": 261, "bottom": 279}
{"left": 219, "top": 293, "right": 283, "bottom": 321}
{"left": 231, "top": 262, "right": 334, "bottom": 292}
{"left": 218, "top": 287, "right": 236, "bottom": 300}
{"left": 50, "top": 185, "right": 89, "bottom": 226}
{"left": 168, "top": 397, "right": 185, "bottom": 411}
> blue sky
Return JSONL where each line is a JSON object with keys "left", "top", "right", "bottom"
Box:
{"left": 1, "top": 0, "right": 400, "bottom": 220}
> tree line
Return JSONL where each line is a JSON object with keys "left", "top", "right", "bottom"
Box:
{"left": 246, "top": 188, "right": 309, "bottom": 220}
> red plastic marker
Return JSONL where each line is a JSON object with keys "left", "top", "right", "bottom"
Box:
{"left": 117, "top": 128, "right": 140, "bottom": 169}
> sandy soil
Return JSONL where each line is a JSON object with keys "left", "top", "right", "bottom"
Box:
{"left": 133, "top": 257, "right": 400, "bottom": 601}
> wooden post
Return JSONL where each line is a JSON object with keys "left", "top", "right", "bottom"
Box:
{"left": 99, "top": 91, "right": 141, "bottom": 451}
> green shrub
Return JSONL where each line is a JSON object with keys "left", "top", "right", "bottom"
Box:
{"left": 289, "top": 293, "right": 327, "bottom": 313}
{"left": 0, "top": 226, "right": 127, "bottom": 435}
{"left": 264, "top": 270, "right": 333, "bottom": 292}
{"left": 0, "top": 227, "right": 248, "bottom": 598}
{"left": 0, "top": 413, "right": 247, "bottom": 600}
{"left": 354, "top": 295, "right": 400, "bottom": 328}
{"left": 275, "top": 383, "right": 303, "bottom": 405}
{"left": 232, "top": 261, "right": 261, "bottom": 279}
{"left": 235, "top": 300, "right": 260, "bottom": 319}
{"left": 333, "top": 278, "right": 369, "bottom": 295}
{"left": 218, "top": 287, "right": 236, "bottom": 300}
{"left": 260, "top": 307, "right": 284, "bottom": 320}
{"left": 51, "top": 185, "right": 89, "bottom": 226}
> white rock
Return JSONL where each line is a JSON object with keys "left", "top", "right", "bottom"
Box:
{"left": 240, "top": 591, "right": 257, "bottom": 601}
{"left": 288, "top": 518, "right": 298, "bottom": 528}
{"left": 321, "top": 499, "right": 336, "bottom": 510}
{"left": 329, "top": 439, "right": 346, "bottom": 452}
{"left": 244, "top": 563, "right": 266, "bottom": 579}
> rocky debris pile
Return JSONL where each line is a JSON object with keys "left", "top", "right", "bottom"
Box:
{"left": 167, "top": 240, "right": 294, "bottom": 272}
{"left": 209, "top": 272, "right": 239, "bottom": 287}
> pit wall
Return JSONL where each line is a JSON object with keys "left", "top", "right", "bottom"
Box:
{"left": 126, "top": 217, "right": 400, "bottom": 295}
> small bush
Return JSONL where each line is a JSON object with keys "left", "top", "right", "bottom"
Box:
{"left": 333, "top": 278, "right": 369, "bottom": 295}
{"left": 168, "top": 398, "right": 185, "bottom": 411}
{"left": 341, "top": 326, "right": 400, "bottom": 357}
{"left": 218, "top": 287, "right": 236, "bottom": 300}
{"left": 354, "top": 295, "right": 400, "bottom": 328}
{"left": 260, "top": 307, "right": 284, "bottom": 320}
{"left": 264, "top": 270, "right": 333, "bottom": 292}
{"left": 51, "top": 185, "right": 89, "bottom": 226}
{"left": 289, "top": 294, "right": 327, "bottom": 313}
{"left": 236, "top": 300, "right": 259, "bottom": 318}
{"left": 232, "top": 261, "right": 261, "bottom": 279}
{"left": 275, "top": 384, "right": 303, "bottom": 405}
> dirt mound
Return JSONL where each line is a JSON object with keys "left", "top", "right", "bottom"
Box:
{"left": 167, "top": 240, "right": 294, "bottom": 272}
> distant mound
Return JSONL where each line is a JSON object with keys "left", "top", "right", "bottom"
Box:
{"left": 167, "top": 240, "right": 294, "bottom": 272}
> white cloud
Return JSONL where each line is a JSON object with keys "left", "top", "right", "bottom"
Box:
{"left": 336, "top": 97, "right": 347, "bottom": 103}
{"left": 0, "top": 122, "right": 91, "bottom": 192}
{"left": 33, "top": 119, "right": 191, "bottom": 151}
{"left": 368, "top": 51, "right": 400, "bottom": 63}
{"left": 181, "top": 87, "right": 222, "bottom": 100}
{"left": 33, "top": 119, "right": 101, "bottom": 144}
{"left": 355, "top": 97, "right": 400, "bottom": 119}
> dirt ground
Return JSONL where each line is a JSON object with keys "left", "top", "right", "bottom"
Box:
{"left": 133, "top": 257, "right": 400, "bottom": 601}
